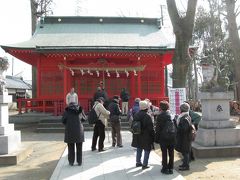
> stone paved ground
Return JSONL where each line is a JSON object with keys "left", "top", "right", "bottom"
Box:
{"left": 1, "top": 121, "right": 240, "bottom": 180}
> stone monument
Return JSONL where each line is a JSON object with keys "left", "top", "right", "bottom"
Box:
{"left": 193, "top": 63, "right": 240, "bottom": 157}
{"left": 0, "top": 57, "right": 24, "bottom": 165}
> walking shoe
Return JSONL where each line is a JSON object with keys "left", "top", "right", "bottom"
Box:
{"left": 91, "top": 148, "right": 96, "bottom": 151}
{"left": 69, "top": 163, "right": 73, "bottom": 166}
{"left": 179, "top": 166, "right": 190, "bottom": 171}
{"left": 168, "top": 169, "right": 173, "bottom": 174}
{"left": 112, "top": 144, "right": 116, "bottom": 147}
{"left": 117, "top": 145, "right": 123, "bottom": 148}
{"left": 98, "top": 149, "right": 106, "bottom": 152}
{"left": 179, "top": 164, "right": 184, "bottom": 168}
{"left": 161, "top": 168, "right": 170, "bottom": 174}
{"left": 142, "top": 165, "right": 150, "bottom": 170}
{"left": 136, "top": 163, "right": 142, "bottom": 167}
{"left": 190, "top": 156, "right": 195, "bottom": 161}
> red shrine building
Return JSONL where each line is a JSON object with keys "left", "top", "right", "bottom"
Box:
{"left": 1, "top": 16, "right": 174, "bottom": 114}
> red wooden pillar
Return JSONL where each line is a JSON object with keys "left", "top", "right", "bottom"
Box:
{"left": 63, "top": 59, "right": 68, "bottom": 106}
{"left": 137, "top": 71, "right": 141, "bottom": 98}
{"left": 130, "top": 73, "right": 135, "bottom": 101}
{"left": 160, "top": 62, "right": 165, "bottom": 97}
{"left": 37, "top": 56, "right": 41, "bottom": 98}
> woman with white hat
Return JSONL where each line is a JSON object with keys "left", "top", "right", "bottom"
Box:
{"left": 131, "top": 100, "right": 155, "bottom": 170}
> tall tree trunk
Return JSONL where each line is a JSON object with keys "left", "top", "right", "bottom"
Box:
{"left": 225, "top": 0, "right": 240, "bottom": 100}
{"left": 172, "top": 35, "right": 191, "bottom": 87}
{"left": 167, "top": 0, "right": 198, "bottom": 88}
{"left": 30, "top": 0, "right": 37, "bottom": 98}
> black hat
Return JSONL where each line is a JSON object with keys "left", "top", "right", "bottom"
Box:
{"left": 113, "top": 95, "right": 121, "bottom": 100}
{"left": 97, "top": 97, "right": 105, "bottom": 102}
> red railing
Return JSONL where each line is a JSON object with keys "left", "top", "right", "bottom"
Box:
{"left": 17, "top": 98, "right": 64, "bottom": 116}
{"left": 16, "top": 96, "right": 169, "bottom": 116}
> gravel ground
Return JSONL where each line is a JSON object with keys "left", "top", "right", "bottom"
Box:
{"left": 154, "top": 144, "right": 240, "bottom": 179}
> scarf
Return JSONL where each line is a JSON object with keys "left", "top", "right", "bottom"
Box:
{"left": 176, "top": 112, "right": 189, "bottom": 126}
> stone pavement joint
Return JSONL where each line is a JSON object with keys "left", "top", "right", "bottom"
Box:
{"left": 50, "top": 131, "right": 184, "bottom": 180}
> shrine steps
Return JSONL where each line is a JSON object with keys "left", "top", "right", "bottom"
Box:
{"left": 36, "top": 115, "right": 131, "bottom": 133}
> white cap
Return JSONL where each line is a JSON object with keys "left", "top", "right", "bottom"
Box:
{"left": 139, "top": 100, "right": 148, "bottom": 110}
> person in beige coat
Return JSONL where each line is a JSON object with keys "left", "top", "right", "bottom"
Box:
{"left": 91, "top": 97, "right": 110, "bottom": 152}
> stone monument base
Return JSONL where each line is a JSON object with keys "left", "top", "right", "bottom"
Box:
{"left": 195, "top": 126, "right": 240, "bottom": 146}
{"left": 0, "top": 145, "right": 33, "bottom": 165}
{"left": 192, "top": 142, "right": 240, "bottom": 158}
{"left": 0, "top": 131, "right": 21, "bottom": 154}
{"left": 193, "top": 91, "right": 240, "bottom": 158}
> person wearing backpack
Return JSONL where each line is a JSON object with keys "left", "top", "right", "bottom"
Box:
{"left": 155, "top": 101, "right": 176, "bottom": 175}
{"left": 62, "top": 103, "right": 84, "bottom": 166}
{"left": 131, "top": 100, "right": 155, "bottom": 170}
{"left": 91, "top": 97, "right": 110, "bottom": 152}
{"left": 127, "top": 98, "right": 141, "bottom": 127}
{"left": 108, "top": 95, "right": 123, "bottom": 148}
{"left": 175, "top": 103, "right": 192, "bottom": 171}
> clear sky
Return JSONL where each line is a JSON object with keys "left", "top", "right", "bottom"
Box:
{"left": 0, "top": 0, "right": 31, "bottom": 81}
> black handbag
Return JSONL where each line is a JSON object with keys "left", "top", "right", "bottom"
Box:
{"left": 110, "top": 115, "right": 120, "bottom": 122}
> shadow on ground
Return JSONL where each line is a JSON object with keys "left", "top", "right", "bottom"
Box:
{"left": 155, "top": 143, "right": 240, "bottom": 179}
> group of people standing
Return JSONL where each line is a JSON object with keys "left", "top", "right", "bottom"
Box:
{"left": 131, "top": 99, "right": 198, "bottom": 174}
{"left": 62, "top": 87, "right": 130, "bottom": 165}
{"left": 61, "top": 86, "right": 200, "bottom": 176}
{"left": 91, "top": 87, "right": 129, "bottom": 151}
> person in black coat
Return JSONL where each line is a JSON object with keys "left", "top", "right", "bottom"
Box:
{"left": 62, "top": 103, "right": 84, "bottom": 166}
{"left": 108, "top": 95, "right": 123, "bottom": 147}
{"left": 175, "top": 103, "right": 192, "bottom": 171}
{"left": 131, "top": 100, "right": 155, "bottom": 170}
{"left": 155, "top": 101, "right": 175, "bottom": 175}
{"left": 92, "top": 87, "right": 109, "bottom": 108}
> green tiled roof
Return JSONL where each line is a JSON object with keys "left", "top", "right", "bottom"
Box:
{"left": 2, "top": 16, "right": 174, "bottom": 51}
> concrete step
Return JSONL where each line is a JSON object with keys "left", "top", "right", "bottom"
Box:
{"left": 37, "top": 121, "right": 131, "bottom": 133}
{"left": 37, "top": 115, "right": 131, "bottom": 133}
{"left": 38, "top": 123, "right": 64, "bottom": 128}
{"left": 37, "top": 126, "right": 131, "bottom": 133}
{"left": 37, "top": 127, "right": 65, "bottom": 133}
{"left": 10, "top": 112, "right": 54, "bottom": 123}
{"left": 0, "top": 145, "right": 33, "bottom": 165}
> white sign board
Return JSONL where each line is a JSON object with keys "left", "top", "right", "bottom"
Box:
{"left": 168, "top": 88, "right": 186, "bottom": 115}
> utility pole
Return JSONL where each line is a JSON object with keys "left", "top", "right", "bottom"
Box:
{"left": 12, "top": 57, "right": 14, "bottom": 76}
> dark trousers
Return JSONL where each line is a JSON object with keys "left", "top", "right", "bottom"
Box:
{"left": 111, "top": 121, "right": 122, "bottom": 146}
{"left": 182, "top": 152, "right": 190, "bottom": 167}
{"left": 136, "top": 148, "right": 150, "bottom": 166}
{"left": 91, "top": 121, "right": 105, "bottom": 150}
{"left": 67, "top": 142, "right": 83, "bottom": 165}
{"left": 160, "top": 143, "right": 174, "bottom": 170}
